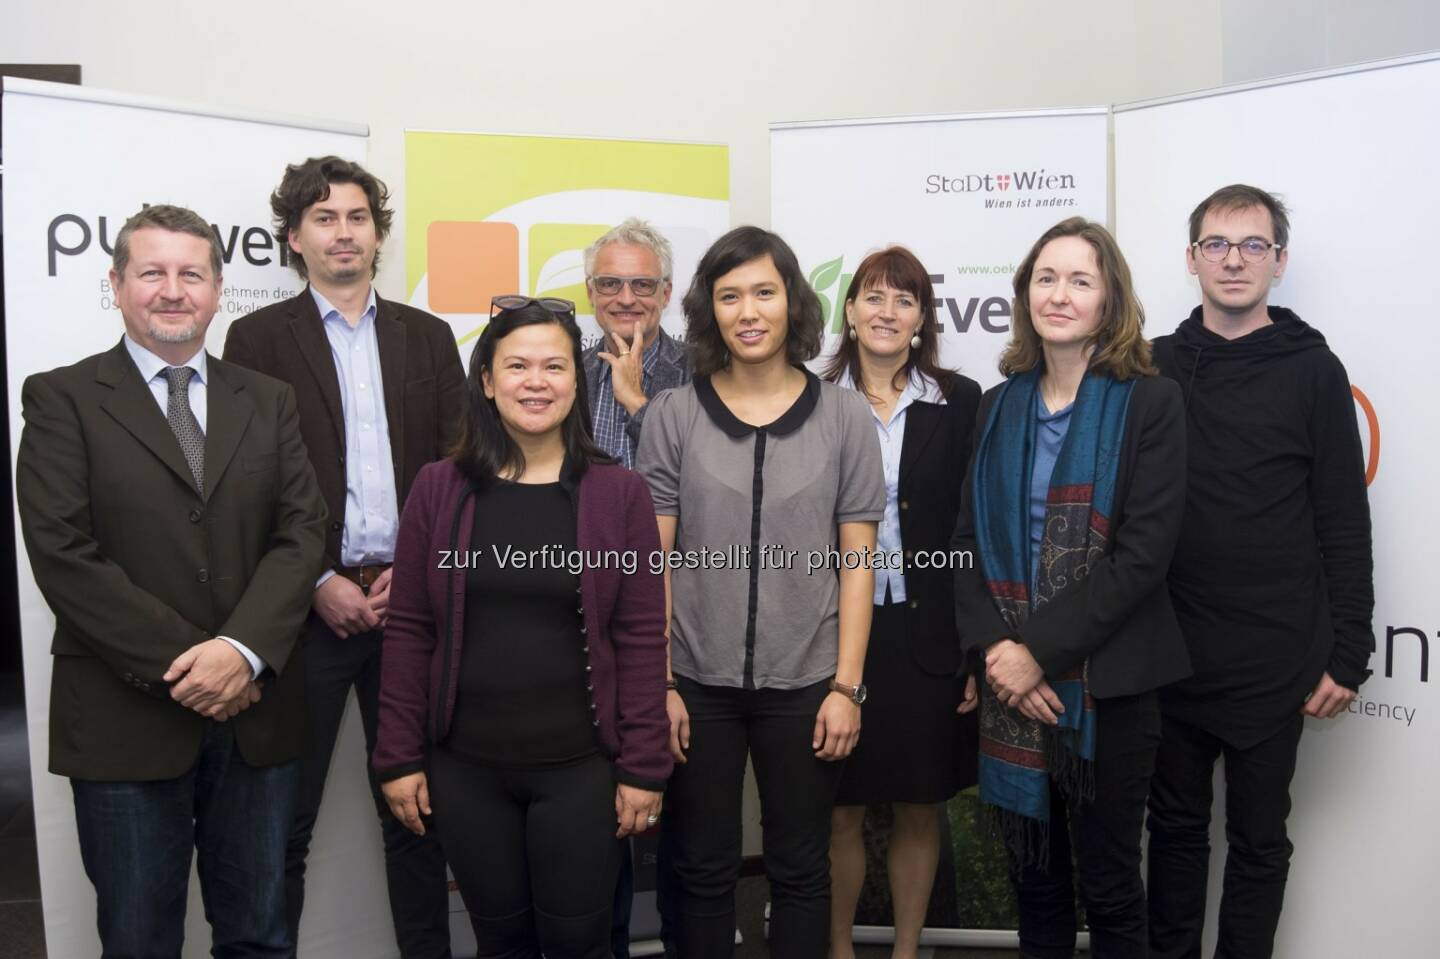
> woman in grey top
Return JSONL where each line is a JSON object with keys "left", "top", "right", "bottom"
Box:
{"left": 637, "top": 226, "right": 884, "bottom": 959}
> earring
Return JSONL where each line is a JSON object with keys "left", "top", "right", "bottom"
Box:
{"left": 847, "top": 325, "right": 857, "bottom": 341}
{"left": 910, "top": 333, "right": 922, "bottom": 350}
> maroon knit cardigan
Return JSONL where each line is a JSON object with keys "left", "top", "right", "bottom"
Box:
{"left": 372, "top": 458, "right": 672, "bottom": 790}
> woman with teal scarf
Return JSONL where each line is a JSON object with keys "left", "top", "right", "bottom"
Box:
{"left": 951, "top": 218, "right": 1191, "bottom": 958}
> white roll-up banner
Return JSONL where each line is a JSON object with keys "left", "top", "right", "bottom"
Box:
{"left": 0, "top": 78, "right": 405, "bottom": 959}
{"left": 770, "top": 109, "right": 1109, "bottom": 944}
{"left": 772, "top": 108, "right": 1110, "bottom": 391}
{"left": 1114, "top": 53, "right": 1439, "bottom": 957}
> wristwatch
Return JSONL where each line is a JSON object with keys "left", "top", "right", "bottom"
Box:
{"left": 829, "top": 679, "right": 867, "bottom": 706}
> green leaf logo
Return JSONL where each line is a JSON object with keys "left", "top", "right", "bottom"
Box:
{"left": 809, "top": 257, "right": 843, "bottom": 332}
{"left": 809, "top": 256, "right": 843, "bottom": 294}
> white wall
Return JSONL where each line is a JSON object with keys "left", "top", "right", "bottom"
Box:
{"left": 1222, "top": 0, "right": 1440, "bottom": 82}
{"left": 1, "top": 0, "right": 1222, "bottom": 303}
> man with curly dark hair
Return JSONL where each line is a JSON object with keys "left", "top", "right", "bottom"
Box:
{"left": 224, "top": 156, "right": 465, "bottom": 958}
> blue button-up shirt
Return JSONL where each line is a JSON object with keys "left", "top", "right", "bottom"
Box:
{"left": 838, "top": 369, "right": 947, "bottom": 605}
{"left": 590, "top": 332, "right": 667, "bottom": 469}
{"left": 1030, "top": 392, "right": 1074, "bottom": 592}
{"left": 312, "top": 286, "right": 399, "bottom": 566}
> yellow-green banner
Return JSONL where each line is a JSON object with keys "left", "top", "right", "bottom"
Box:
{"left": 405, "top": 131, "right": 729, "bottom": 345}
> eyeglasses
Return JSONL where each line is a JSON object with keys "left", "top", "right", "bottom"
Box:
{"left": 1192, "top": 237, "right": 1283, "bottom": 263}
{"left": 590, "top": 275, "right": 663, "bottom": 297}
{"left": 490, "top": 295, "right": 576, "bottom": 320}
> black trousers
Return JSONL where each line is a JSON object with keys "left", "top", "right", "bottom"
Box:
{"left": 1011, "top": 691, "right": 1161, "bottom": 959}
{"left": 667, "top": 677, "right": 843, "bottom": 959}
{"left": 1147, "top": 712, "right": 1304, "bottom": 959}
{"left": 429, "top": 748, "right": 621, "bottom": 959}
{"left": 285, "top": 617, "right": 451, "bottom": 958}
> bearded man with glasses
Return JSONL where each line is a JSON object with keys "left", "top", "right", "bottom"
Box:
{"left": 1146, "top": 184, "right": 1375, "bottom": 958}
{"left": 582, "top": 219, "right": 692, "bottom": 471}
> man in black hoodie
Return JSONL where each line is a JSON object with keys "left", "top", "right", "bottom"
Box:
{"left": 1146, "top": 184, "right": 1374, "bottom": 958}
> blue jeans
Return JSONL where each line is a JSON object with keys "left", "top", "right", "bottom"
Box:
{"left": 72, "top": 721, "right": 299, "bottom": 958}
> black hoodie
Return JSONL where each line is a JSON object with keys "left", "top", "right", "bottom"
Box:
{"left": 1153, "top": 306, "right": 1374, "bottom": 748}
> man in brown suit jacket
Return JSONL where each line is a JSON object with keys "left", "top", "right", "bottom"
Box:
{"left": 223, "top": 156, "right": 465, "bottom": 958}
{"left": 16, "top": 204, "right": 327, "bottom": 957}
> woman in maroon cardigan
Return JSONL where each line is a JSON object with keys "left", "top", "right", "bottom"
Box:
{"left": 373, "top": 298, "right": 671, "bottom": 958}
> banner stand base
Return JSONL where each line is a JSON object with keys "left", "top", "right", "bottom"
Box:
{"left": 853, "top": 924, "right": 1091, "bottom": 951}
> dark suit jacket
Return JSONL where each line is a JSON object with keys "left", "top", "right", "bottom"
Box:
{"left": 892, "top": 377, "right": 982, "bottom": 676}
{"left": 222, "top": 289, "right": 466, "bottom": 570}
{"left": 16, "top": 340, "right": 328, "bottom": 781}
{"left": 950, "top": 375, "right": 1192, "bottom": 699}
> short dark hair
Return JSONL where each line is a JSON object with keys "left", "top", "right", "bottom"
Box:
{"left": 1189, "top": 184, "right": 1290, "bottom": 249}
{"left": 681, "top": 226, "right": 824, "bottom": 377}
{"left": 269, "top": 156, "right": 394, "bottom": 280}
{"left": 821, "top": 245, "right": 960, "bottom": 400}
{"left": 112, "top": 204, "right": 224, "bottom": 280}
{"left": 451, "top": 303, "right": 613, "bottom": 484}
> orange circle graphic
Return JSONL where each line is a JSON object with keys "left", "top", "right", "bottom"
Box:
{"left": 1351, "top": 385, "right": 1380, "bottom": 486}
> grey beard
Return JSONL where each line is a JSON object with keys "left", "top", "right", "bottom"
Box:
{"left": 148, "top": 318, "right": 201, "bottom": 343}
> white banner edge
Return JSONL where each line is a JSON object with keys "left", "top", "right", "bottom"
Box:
{"left": 1, "top": 76, "right": 369, "bottom": 138}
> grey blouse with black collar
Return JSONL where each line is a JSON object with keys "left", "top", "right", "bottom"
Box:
{"left": 636, "top": 370, "right": 884, "bottom": 692}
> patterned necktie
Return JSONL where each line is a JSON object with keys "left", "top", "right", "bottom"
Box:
{"left": 163, "top": 366, "right": 205, "bottom": 495}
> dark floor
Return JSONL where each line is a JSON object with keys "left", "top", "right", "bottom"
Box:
{"left": 0, "top": 670, "right": 1018, "bottom": 959}
{"left": 0, "top": 670, "right": 46, "bottom": 958}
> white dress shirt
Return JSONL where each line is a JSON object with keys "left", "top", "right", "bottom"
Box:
{"left": 837, "top": 368, "right": 947, "bottom": 605}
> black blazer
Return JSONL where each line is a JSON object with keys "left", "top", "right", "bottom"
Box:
{"left": 950, "top": 374, "right": 1192, "bottom": 699}
{"left": 891, "top": 376, "right": 982, "bottom": 676}
{"left": 223, "top": 289, "right": 466, "bottom": 570}
{"left": 16, "top": 342, "right": 328, "bottom": 780}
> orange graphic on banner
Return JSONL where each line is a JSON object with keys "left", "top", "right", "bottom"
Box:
{"left": 1352, "top": 385, "right": 1380, "bottom": 487}
{"left": 427, "top": 221, "right": 519, "bottom": 313}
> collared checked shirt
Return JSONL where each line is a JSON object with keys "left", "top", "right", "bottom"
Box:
{"left": 312, "top": 286, "right": 399, "bottom": 565}
{"left": 588, "top": 329, "right": 686, "bottom": 468}
{"left": 836, "top": 369, "right": 947, "bottom": 605}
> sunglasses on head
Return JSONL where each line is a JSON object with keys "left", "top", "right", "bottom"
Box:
{"left": 489, "top": 295, "right": 577, "bottom": 321}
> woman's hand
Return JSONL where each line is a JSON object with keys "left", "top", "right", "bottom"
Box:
{"left": 616, "top": 783, "right": 663, "bottom": 838}
{"left": 381, "top": 772, "right": 431, "bottom": 836}
{"left": 813, "top": 691, "right": 861, "bottom": 760}
{"left": 985, "top": 639, "right": 1044, "bottom": 703}
{"left": 667, "top": 688, "right": 691, "bottom": 763}
{"left": 957, "top": 674, "right": 979, "bottom": 715}
{"left": 1015, "top": 680, "right": 1065, "bottom": 725}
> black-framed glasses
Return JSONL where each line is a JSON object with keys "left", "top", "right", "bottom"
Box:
{"left": 1192, "top": 237, "right": 1283, "bottom": 263}
{"left": 590, "top": 275, "right": 663, "bottom": 297}
{"left": 490, "top": 295, "right": 576, "bottom": 320}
